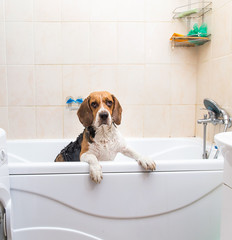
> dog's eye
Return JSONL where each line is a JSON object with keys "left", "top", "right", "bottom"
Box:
{"left": 106, "top": 100, "right": 112, "bottom": 107}
{"left": 91, "top": 102, "right": 98, "bottom": 108}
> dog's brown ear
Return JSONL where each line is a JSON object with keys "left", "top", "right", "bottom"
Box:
{"left": 112, "top": 95, "right": 122, "bottom": 125}
{"left": 77, "top": 97, "right": 93, "bottom": 127}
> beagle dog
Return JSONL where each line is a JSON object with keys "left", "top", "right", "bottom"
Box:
{"left": 55, "top": 91, "right": 156, "bottom": 183}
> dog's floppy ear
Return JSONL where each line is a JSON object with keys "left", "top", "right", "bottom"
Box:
{"left": 112, "top": 95, "right": 122, "bottom": 125}
{"left": 77, "top": 97, "right": 93, "bottom": 127}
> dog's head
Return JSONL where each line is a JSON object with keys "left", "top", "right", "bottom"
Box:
{"left": 77, "top": 91, "right": 122, "bottom": 128}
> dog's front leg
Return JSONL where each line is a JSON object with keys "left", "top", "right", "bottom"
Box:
{"left": 80, "top": 153, "right": 103, "bottom": 183}
{"left": 121, "top": 147, "right": 156, "bottom": 171}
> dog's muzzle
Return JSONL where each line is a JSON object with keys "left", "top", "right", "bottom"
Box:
{"left": 98, "top": 111, "right": 111, "bottom": 126}
{"left": 99, "top": 112, "right": 108, "bottom": 120}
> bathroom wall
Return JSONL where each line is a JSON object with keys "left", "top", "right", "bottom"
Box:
{"left": 0, "top": 0, "right": 197, "bottom": 139}
{"left": 196, "top": 0, "right": 232, "bottom": 140}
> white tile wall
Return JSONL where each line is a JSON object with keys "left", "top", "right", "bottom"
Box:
{"left": 144, "top": 64, "right": 171, "bottom": 105}
{"left": 91, "top": 0, "right": 117, "bottom": 21}
{"left": 211, "top": 56, "right": 232, "bottom": 106}
{"left": 117, "top": 65, "right": 145, "bottom": 105}
{"left": 8, "top": 107, "right": 36, "bottom": 139}
{"left": 0, "top": 22, "right": 6, "bottom": 64}
{"left": 5, "top": 0, "right": 33, "bottom": 21}
{"left": 196, "top": 61, "right": 211, "bottom": 105}
{"left": 63, "top": 108, "right": 83, "bottom": 138}
{"left": 37, "top": 107, "right": 63, "bottom": 138}
{"left": 171, "top": 64, "right": 196, "bottom": 105}
{"left": 62, "top": 65, "right": 90, "bottom": 100}
{"left": 145, "top": 0, "right": 173, "bottom": 22}
{"left": 34, "top": 23, "right": 62, "bottom": 64}
{"left": 170, "top": 105, "right": 195, "bottom": 137}
{"left": 196, "top": 0, "right": 232, "bottom": 138}
{"left": 7, "top": 65, "right": 35, "bottom": 106}
{"left": 118, "top": 0, "right": 144, "bottom": 21}
{"left": 119, "top": 105, "right": 144, "bottom": 138}
{"left": 89, "top": 65, "right": 118, "bottom": 93}
{"left": 0, "top": 0, "right": 4, "bottom": 21}
{"left": 62, "top": 22, "right": 90, "bottom": 64}
{"left": 35, "top": 65, "right": 62, "bottom": 106}
{"left": 118, "top": 23, "right": 145, "bottom": 64}
{"left": 90, "top": 22, "right": 117, "bottom": 64}
{"left": 171, "top": 45, "right": 198, "bottom": 64}
{"left": 213, "top": 0, "right": 232, "bottom": 15}
{"left": 61, "top": 0, "right": 90, "bottom": 21}
{"left": 144, "top": 105, "right": 170, "bottom": 137}
{"left": 1, "top": 0, "right": 200, "bottom": 139}
{"left": 0, "top": 107, "right": 9, "bottom": 133}
{"left": 34, "top": 0, "right": 61, "bottom": 21}
{"left": 145, "top": 22, "right": 172, "bottom": 64}
{"left": 0, "top": 66, "right": 7, "bottom": 106}
{"left": 6, "top": 22, "right": 34, "bottom": 64}
{"left": 212, "top": 2, "right": 232, "bottom": 58}
{"left": 0, "top": 107, "right": 8, "bottom": 133}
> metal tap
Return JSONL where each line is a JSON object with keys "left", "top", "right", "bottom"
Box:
{"left": 197, "top": 98, "right": 232, "bottom": 159}
{"left": 197, "top": 109, "right": 223, "bottom": 125}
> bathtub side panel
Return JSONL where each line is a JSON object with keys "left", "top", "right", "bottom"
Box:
{"left": 10, "top": 171, "right": 223, "bottom": 240}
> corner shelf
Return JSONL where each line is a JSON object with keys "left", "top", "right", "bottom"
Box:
{"left": 173, "top": 1, "right": 212, "bottom": 20}
{"left": 171, "top": 1, "right": 212, "bottom": 48}
{"left": 171, "top": 35, "right": 211, "bottom": 48}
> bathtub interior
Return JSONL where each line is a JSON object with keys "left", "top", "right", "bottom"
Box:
{"left": 7, "top": 137, "right": 219, "bottom": 164}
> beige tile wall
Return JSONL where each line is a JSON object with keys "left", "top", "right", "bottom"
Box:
{"left": 196, "top": 0, "right": 232, "bottom": 140}
{"left": 0, "top": 0, "right": 198, "bottom": 139}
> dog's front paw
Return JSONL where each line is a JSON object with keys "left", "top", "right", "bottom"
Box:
{"left": 138, "top": 157, "right": 156, "bottom": 171}
{"left": 89, "top": 163, "right": 103, "bottom": 183}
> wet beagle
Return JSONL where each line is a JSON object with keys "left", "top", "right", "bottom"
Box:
{"left": 55, "top": 91, "right": 156, "bottom": 183}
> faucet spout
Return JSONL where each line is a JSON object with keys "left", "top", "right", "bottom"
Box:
{"left": 197, "top": 118, "right": 213, "bottom": 124}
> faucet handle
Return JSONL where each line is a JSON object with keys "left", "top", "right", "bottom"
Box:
{"left": 65, "top": 96, "right": 83, "bottom": 111}
{"left": 66, "top": 96, "right": 75, "bottom": 104}
{"left": 65, "top": 96, "right": 83, "bottom": 104}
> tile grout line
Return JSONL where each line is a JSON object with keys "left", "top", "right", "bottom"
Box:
{"left": 32, "top": 0, "right": 38, "bottom": 139}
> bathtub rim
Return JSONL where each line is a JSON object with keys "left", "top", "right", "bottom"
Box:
{"left": 8, "top": 159, "right": 224, "bottom": 175}
{"left": 7, "top": 137, "right": 223, "bottom": 175}
{"left": 6, "top": 137, "right": 205, "bottom": 144}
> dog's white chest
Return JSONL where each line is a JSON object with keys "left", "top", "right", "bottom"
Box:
{"left": 88, "top": 126, "right": 122, "bottom": 161}
{"left": 89, "top": 138, "right": 118, "bottom": 161}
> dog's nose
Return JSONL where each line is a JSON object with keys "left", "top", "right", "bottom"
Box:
{"left": 99, "top": 112, "right": 109, "bottom": 121}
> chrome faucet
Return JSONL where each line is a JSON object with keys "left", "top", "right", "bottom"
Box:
{"left": 197, "top": 110, "right": 222, "bottom": 125}
{"left": 197, "top": 98, "right": 232, "bottom": 159}
{"left": 197, "top": 113, "right": 210, "bottom": 159}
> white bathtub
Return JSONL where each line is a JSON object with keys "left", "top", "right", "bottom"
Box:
{"left": 7, "top": 138, "right": 223, "bottom": 240}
